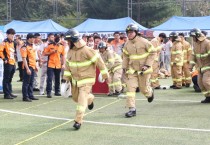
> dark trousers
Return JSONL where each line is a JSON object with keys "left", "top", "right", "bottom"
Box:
{"left": 46, "top": 67, "right": 61, "bottom": 94}
{"left": 192, "top": 75, "right": 198, "bottom": 87}
{"left": 18, "top": 61, "right": 23, "bottom": 80}
{"left": 3, "top": 63, "right": 15, "bottom": 96}
{"left": 192, "top": 75, "right": 201, "bottom": 92}
{"left": 22, "top": 67, "right": 35, "bottom": 99}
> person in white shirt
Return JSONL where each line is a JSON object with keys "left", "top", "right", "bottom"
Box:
{"left": 33, "top": 33, "right": 43, "bottom": 91}
{"left": 163, "top": 37, "right": 173, "bottom": 75}
{"left": 15, "top": 35, "right": 24, "bottom": 82}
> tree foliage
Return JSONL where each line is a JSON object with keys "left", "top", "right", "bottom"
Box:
{"left": 0, "top": 0, "right": 72, "bottom": 24}
{"left": 79, "top": 0, "right": 182, "bottom": 28}
{"left": 82, "top": 0, "right": 127, "bottom": 19}
{"left": 185, "top": 1, "right": 210, "bottom": 16}
{"left": 131, "top": 0, "right": 182, "bottom": 27}
{"left": 0, "top": 0, "right": 209, "bottom": 28}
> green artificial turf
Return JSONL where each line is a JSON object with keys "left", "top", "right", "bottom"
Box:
{"left": 0, "top": 71, "right": 210, "bottom": 145}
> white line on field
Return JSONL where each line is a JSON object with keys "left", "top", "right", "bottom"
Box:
{"left": 0, "top": 93, "right": 202, "bottom": 103}
{"left": 84, "top": 120, "right": 210, "bottom": 132}
{"left": 0, "top": 109, "right": 70, "bottom": 121}
{"left": 1, "top": 109, "right": 210, "bottom": 133}
{"left": 95, "top": 97, "right": 201, "bottom": 103}
{"left": 135, "top": 98, "right": 201, "bottom": 103}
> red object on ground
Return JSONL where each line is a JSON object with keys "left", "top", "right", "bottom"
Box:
{"left": 92, "top": 68, "right": 109, "bottom": 94}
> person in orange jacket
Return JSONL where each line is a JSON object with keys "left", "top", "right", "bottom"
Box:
{"left": 110, "top": 31, "right": 124, "bottom": 55}
{"left": 0, "top": 28, "right": 17, "bottom": 99}
{"left": 21, "top": 33, "right": 39, "bottom": 102}
{"left": 43, "top": 34, "right": 65, "bottom": 98}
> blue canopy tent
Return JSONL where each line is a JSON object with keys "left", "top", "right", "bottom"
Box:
{"left": 152, "top": 16, "right": 210, "bottom": 31}
{"left": 0, "top": 25, "right": 4, "bottom": 43}
{"left": 151, "top": 16, "right": 210, "bottom": 37}
{"left": 0, "top": 25, "right": 4, "bottom": 32}
{"left": 74, "top": 17, "right": 147, "bottom": 33}
{"left": 4, "top": 19, "right": 68, "bottom": 33}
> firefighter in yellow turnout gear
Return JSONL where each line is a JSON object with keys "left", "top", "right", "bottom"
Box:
{"left": 169, "top": 32, "right": 184, "bottom": 89}
{"left": 189, "top": 28, "right": 210, "bottom": 103}
{"left": 122, "top": 24, "right": 156, "bottom": 118}
{"left": 98, "top": 41, "right": 122, "bottom": 96}
{"left": 150, "top": 33, "right": 166, "bottom": 89}
{"left": 63, "top": 29, "right": 108, "bottom": 129}
{"left": 178, "top": 33, "right": 192, "bottom": 87}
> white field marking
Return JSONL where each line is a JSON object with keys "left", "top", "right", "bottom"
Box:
{"left": 91, "top": 96, "right": 202, "bottom": 103}
{"left": 0, "top": 109, "right": 70, "bottom": 121}
{"left": 84, "top": 120, "right": 210, "bottom": 133}
{"left": 91, "top": 95, "right": 202, "bottom": 103}
{"left": 0, "top": 93, "right": 201, "bottom": 103}
{"left": 1, "top": 108, "right": 210, "bottom": 133}
{"left": 14, "top": 99, "right": 121, "bottom": 145}
{"left": 95, "top": 96, "right": 201, "bottom": 103}
{"left": 0, "top": 98, "right": 63, "bottom": 117}
{"left": 135, "top": 98, "right": 201, "bottom": 103}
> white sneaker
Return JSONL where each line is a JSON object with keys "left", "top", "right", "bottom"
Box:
{"left": 40, "top": 92, "right": 45, "bottom": 95}
{"left": 117, "top": 94, "right": 127, "bottom": 99}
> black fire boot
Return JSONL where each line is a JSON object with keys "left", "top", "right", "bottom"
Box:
{"left": 73, "top": 121, "right": 81, "bottom": 130}
{"left": 201, "top": 97, "right": 210, "bottom": 103}
{"left": 125, "top": 109, "right": 136, "bottom": 118}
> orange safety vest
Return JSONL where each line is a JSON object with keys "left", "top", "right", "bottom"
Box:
{"left": 0, "top": 38, "right": 16, "bottom": 65}
{"left": 44, "top": 43, "right": 65, "bottom": 69}
{"left": 20, "top": 42, "right": 37, "bottom": 69}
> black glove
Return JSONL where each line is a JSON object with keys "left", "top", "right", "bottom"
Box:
{"left": 123, "top": 69, "right": 127, "bottom": 74}
{"left": 61, "top": 79, "right": 66, "bottom": 83}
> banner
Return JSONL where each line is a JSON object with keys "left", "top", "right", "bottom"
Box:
{"left": 0, "top": 59, "right": 3, "bottom": 93}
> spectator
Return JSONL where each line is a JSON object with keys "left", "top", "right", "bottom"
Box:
{"left": 15, "top": 35, "right": 24, "bottom": 82}
{"left": 0, "top": 28, "right": 17, "bottom": 99}
{"left": 110, "top": 31, "right": 124, "bottom": 55}
{"left": 43, "top": 34, "right": 65, "bottom": 98}
{"left": 163, "top": 37, "right": 173, "bottom": 75}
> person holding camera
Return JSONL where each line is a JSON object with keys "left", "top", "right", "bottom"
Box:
{"left": 43, "top": 34, "right": 65, "bottom": 98}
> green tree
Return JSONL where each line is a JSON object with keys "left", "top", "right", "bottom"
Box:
{"left": 82, "top": 0, "right": 127, "bottom": 19}
{"left": 0, "top": 0, "right": 184, "bottom": 28}
{"left": 58, "top": 12, "right": 87, "bottom": 28}
{"left": 11, "top": 0, "right": 71, "bottom": 20}
{"left": 129, "top": 0, "right": 182, "bottom": 28}
{"left": 185, "top": 1, "right": 210, "bottom": 16}
{"left": 81, "top": 0, "right": 182, "bottom": 28}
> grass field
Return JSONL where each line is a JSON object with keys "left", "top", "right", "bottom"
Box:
{"left": 1, "top": 71, "right": 210, "bottom": 145}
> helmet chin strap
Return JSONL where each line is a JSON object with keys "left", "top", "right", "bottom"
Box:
{"left": 194, "top": 37, "right": 199, "bottom": 42}
{"left": 172, "top": 38, "right": 176, "bottom": 42}
{"left": 69, "top": 41, "right": 75, "bottom": 49}
{"left": 129, "top": 32, "right": 137, "bottom": 40}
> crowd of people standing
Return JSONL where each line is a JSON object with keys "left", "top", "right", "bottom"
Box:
{"left": 0, "top": 25, "right": 209, "bottom": 130}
